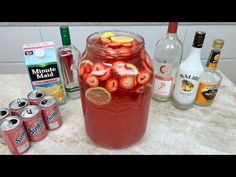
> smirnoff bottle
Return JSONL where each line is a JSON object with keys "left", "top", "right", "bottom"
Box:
{"left": 58, "top": 26, "right": 81, "bottom": 99}
{"left": 172, "top": 31, "right": 206, "bottom": 109}
{"left": 152, "top": 22, "right": 183, "bottom": 101}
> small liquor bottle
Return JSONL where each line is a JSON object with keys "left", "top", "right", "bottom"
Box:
{"left": 152, "top": 22, "right": 183, "bottom": 101}
{"left": 58, "top": 26, "right": 81, "bottom": 99}
{"left": 172, "top": 31, "right": 206, "bottom": 109}
{"left": 195, "top": 39, "right": 224, "bottom": 106}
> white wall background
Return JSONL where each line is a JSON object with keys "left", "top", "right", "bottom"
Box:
{"left": 0, "top": 23, "right": 235, "bottom": 83}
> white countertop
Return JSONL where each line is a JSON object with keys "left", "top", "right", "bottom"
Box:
{"left": 0, "top": 71, "right": 236, "bottom": 154}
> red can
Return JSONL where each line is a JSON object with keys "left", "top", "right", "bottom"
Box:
{"left": 27, "top": 90, "right": 45, "bottom": 105}
{"left": 0, "top": 116, "right": 31, "bottom": 155}
{"left": 0, "top": 108, "right": 11, "bottom": 144}
{"left": 38, "top": 96, "right": 62, "bottom": 130}
{"left": 19, "top": 105, "right": 47, "bottom": 141}
{"left": 9, "top": 98, "right": 29, "bottom": 116}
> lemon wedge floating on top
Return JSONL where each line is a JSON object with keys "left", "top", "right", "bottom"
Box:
{"left": 101, "top": 32, "right": 115, "bottom": 39}
{"left": 111, "top": 36, "right": 134, "bottom": 44}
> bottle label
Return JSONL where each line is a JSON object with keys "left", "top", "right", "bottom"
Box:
{"left": 153, "top": 74, "right": 173, "bottom": 96}
{"left": 195, "top": 83, "right": 220, "bottom": 104}
{"left": 206, "top": 50, "right": 221, "bottom": 69}
{"left": 65, "top": 86, "right": 80, "bottom": 93}
{"left": 173, "top": 73, "right": 201, "bottom": 104}
{"left": 159, "top": 64, "right": 170, "bottom": 75}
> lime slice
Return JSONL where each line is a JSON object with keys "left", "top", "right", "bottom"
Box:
{"left": 111, "top": 36, "right": 134, "bottom": 44}
{"left": 101, "top": 32, "right": 115, "bottom": 39}
{"left": 85, "top": 87, "right": 111, "bottom": 105}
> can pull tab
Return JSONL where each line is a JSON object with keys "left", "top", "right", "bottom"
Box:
{"left": 26, "top": 109, "right": 32, "bottom": 114}
{"left": 0, "top": 110, "right": 7, "bottom": 116}
{"left": 36, "top": 92, "right": 43, "bottom": 98}
{"left": 7, "top": 119, "right": 17, "bottom": 127}
{"left": 41, "top": 99, "right": 48, "bottom": 105}
{"left": 17, "top": 98, "right": 26, "bottom": 107}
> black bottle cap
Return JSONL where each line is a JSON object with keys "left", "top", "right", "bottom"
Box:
{"left": 192, "top": 31, "right": 206, "bottom": 48}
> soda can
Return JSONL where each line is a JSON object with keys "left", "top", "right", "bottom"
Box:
{"left": 0, "top": 116, "right": 31, "bottom": 155}
{"left": 9, "top": 98, "right": 29, "bottom": 116}
{"left": 38, "top": 96, "right": 62, "bottom": 130}
{"left": 0, "top": 108, "right": 11, "bottom": 144}
{"left": 19, "top": 105, "right": 48, "bottom": 141}
{"left": 27, "top": 90, "right": 45, "bottom": 105}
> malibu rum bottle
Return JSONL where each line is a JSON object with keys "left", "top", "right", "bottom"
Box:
{"left": 195, "top": 39, "right": 224, "bottom": 106}
{"left": 152, "top": 22, "right": 183, "bottom": 101}
{"left": 172, "top": 31, "right": 206, "bottom": 109}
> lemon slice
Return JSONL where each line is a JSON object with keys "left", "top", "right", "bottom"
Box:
{"left": 101, "top": 32, "right": 115, "bottom": 39}
{"left": 80, "top": 59, "right": 93, "bottom": 66}
{"left": 111, "top": 36, "right": 134, "bottom": 44}
{"left": 85, "top": 87, "right": 111, "bottom": 105}
{"left": 126, "top": 63, "right": 139, "bottom": 75}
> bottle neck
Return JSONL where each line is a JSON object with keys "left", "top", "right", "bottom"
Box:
{"left": 165, "top": 33, "right": 177, "bottom": 41}
{"left": 166, "top": 33, "right": 177, "bottom": 36}
{"left": 167, "top": 22, "right": 178, "bottom": 33}
{"left": 206, "top": 48, "right": 222, "bottom": 70}
{"left": 62, "top": 38, "right": 71, "bottom": 46}
{"left": 187, "top": 47, "right": 202, "bottom": 62}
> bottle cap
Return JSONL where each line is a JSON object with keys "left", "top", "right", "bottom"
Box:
{"left": 60, "top": 26, "right": 71, "bottom": 46}
{"left": 167, "top": 22, "right": 178, "bottom": 33}
{"left": 213, "top": 39, "right": 224, "bottom": 49}
{"left": 192, "top": 31, "right": 206, "bottom": 48}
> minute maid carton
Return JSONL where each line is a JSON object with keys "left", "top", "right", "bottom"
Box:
{"left": 23, "top": 41, "right": 66, "bottom": 105}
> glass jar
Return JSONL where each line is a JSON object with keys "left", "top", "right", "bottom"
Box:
{"left": 77, "top": 30, "right": 154, "bottom": 148}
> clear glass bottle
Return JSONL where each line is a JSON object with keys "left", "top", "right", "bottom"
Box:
{"left": 172, "top": 31, "right": 206, "bottom": 109}
{"left": 152, "top": 22, "right": 183, "bottom": 101}
{"left": 195, "top": 39, "right": 224, "bottom": 106}
{"left": 58, "top": 26, "right": 81, "bottom": 100}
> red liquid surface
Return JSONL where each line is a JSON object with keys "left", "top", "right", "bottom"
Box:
{"left": 78, "top": 35, "right": 154, "bottom": 148}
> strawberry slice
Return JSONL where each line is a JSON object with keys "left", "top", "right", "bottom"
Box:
{"left": 91, "top": 63, "right": 106, "bottom": 76}
{"left": 132, "top": 40, "right": 140, "bottom": 47}
{"left": 104, "top": 48, "right": 119, "bottom": 58}
{"left": 140, "top": 50, "right": 146, "bottom": 60}
{"left": 82, "top": 73, "right": 89, "bottom": 80}
{"left": 137, "top": 70, "right": 151, "bottom": 85}
{"left": 112, "top": 61, "right": 127, "bottom": 74}
{"left": 107, "top": 42, "right": 122, "bottom": 48}
{"left": 79, "top": 65, "right": 85, "bottom": 76}
{"left": 84, "top": 64, "right": 92, "bottom": 73}
{"left": 98, "top": 68, "right": 112, "bottom": 81}
{"left": 119, "top": 75, "right": 136, "bottom": 90}
{"left": 140, "top": 51, "right": 153, "bottom": 70}
{"left": 85, "top": 75, "right": 99, "bottom": 87}
{"left": 122, "top": 43, "right": 133, "bottom": 48}
{"left": 135, "top": 85, "right": 145, "bottom": 94}
{"left": 105, "top": 77, "right": 118, "bottom": 92}
{"left": 141, "top": 60, "right": 152, "bottom": 74}
{"left": 119, "top": 47, "right": 132, "bottom": 57}
{"left": 144, "top": 54, "right": 154, "bottom": 69}
{"left": 101, "top": 38, "right": 111, "bottom": 44}
{"left": 79, "top": 60, "right": 93, "bottom": 74}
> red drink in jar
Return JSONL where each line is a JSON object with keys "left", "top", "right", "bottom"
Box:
{"left": 19, "top": 105, "right": 47, "bottom": 141}
{"left": 78, "top": 30, "right": 154, "bottom": 148}
{"left": 27, "top": 90, "right": 45, "bottom": 105}
{"left": 38, "top": 96, "right": 62, "bottom": 130}
{"left": 0, "top": 108, "right": 11, "bottom": 144}
{"left": 9, "top": 98, "right": 29, "bottom": 116}
{"left": 0, "top": 116, "right": 31, "bottom": 155}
